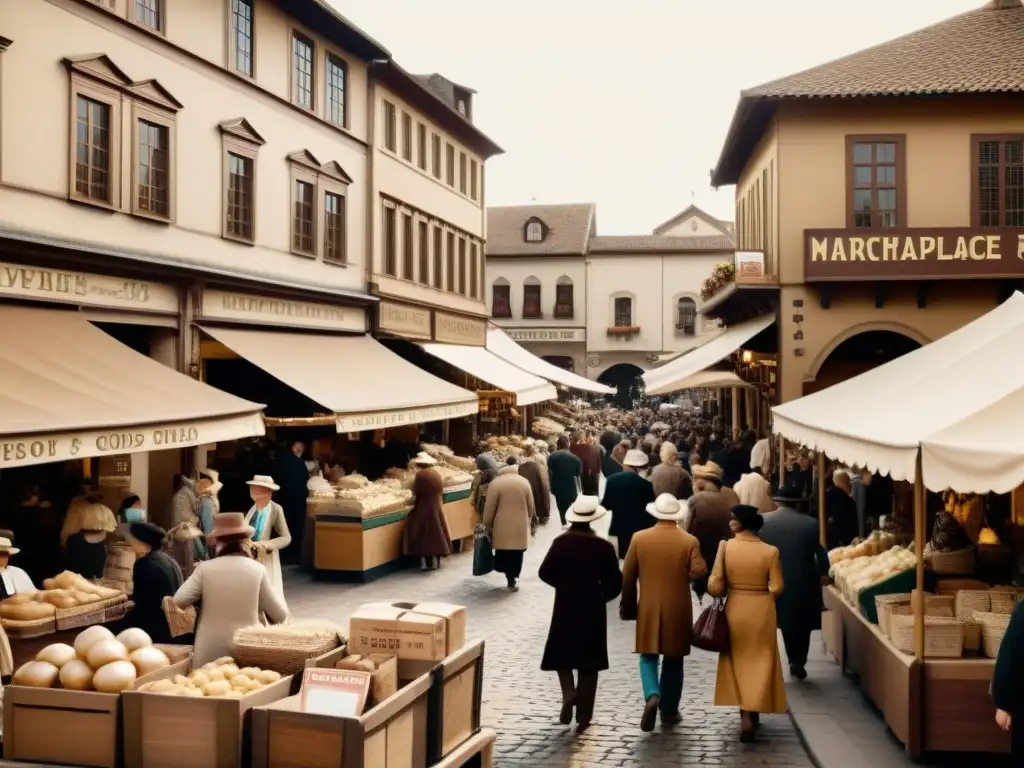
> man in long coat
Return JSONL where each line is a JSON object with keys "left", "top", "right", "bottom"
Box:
{"left": 604, "top": 450, "right": 656, "bottom": 559}
{"left": 548, "top": 436, "right": 583, "bottom": 526}
{"left": 758, "top": 482, "right": 829, "bottom": 681}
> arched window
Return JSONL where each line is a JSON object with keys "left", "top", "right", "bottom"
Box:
{"left": 614, "top": 296, "right": 633, "bottom": 327}
{"left": 524, "top": 218, "right": 545, "bottom": 242}
{"left": 676, "top": 297, "right": 697, "bottom": 335}
{"left": 523, "top": 275, "right": 542, "bottom": 318}
{"left": 554, "top": 275, "right": 574, "bottom": 318}
{"left": 491, "top": 277, "right": 511, "bottom": 318}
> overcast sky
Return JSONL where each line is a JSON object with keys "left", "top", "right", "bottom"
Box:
{"left": 332, "top": 0, "right": 984, "bottom": 234}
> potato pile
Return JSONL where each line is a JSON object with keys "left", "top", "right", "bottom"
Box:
{"left": 0, "top": 571, "right": 123, "bottom": 621}
{"left": 13, "top": 626, "right": 171, "bottom": 693}
{"left": 136, "top": 656, "right": 282, "bottom": 698}
{"left": 337, "top": 654, "right": 385, "bottom": 672}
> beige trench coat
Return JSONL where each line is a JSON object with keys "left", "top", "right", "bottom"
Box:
{"left": 244, "top": 501, "right": 292, "bottom": 605}
{"left": 482, "top": 466, "right": 536, "bottom": 551}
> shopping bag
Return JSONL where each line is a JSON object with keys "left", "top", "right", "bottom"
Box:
{"left": 692, "top": 598, "right": 729, "bottom": 653}
{"left": 162, "top": 595, "right": 197, "bottom": 638}
{"left": 472, "top": 524, "right": 494, "bottom": 576}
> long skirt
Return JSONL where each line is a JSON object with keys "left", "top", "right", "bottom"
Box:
{"left": 712, "top": 590, "right": 787, "bottom": 713}
{"left": 494, "top": 549, "right": 525, "bottom": 580}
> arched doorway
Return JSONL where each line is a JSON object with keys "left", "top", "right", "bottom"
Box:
{"left": 805, "top": 330, "right": 922, "bottom": 396}
{"left": 541, "top": 355, "right": 574, "bottom": 373}
{"left": 598, "top": 363, "right": 645, "bottom": 409}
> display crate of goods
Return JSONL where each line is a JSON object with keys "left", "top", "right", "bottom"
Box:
{"left": 0, "top": 571, "right": 126, "bottom": 635}
{"left": 122, "top": 655, "right": 293, "bottom": 768}
{"left": 935, "top": 578, "right": 990, "bottom": 594}
{"left": 335, "top": 653, "right": 398, "bottom": 709}
{"left": 3, "top": 626, "right": 176, "bottom": 768}
{"left": 974, "top": 611, "right": 1012, "bottom": 658}
{"left": 232, "top": 619, "right": 346, "bottom": 677}
{"left": 875, "top": 593, "right": 910, "bottom": 637}
{"left": 432, "top": 727, "right": 496, "bottom": 768}
{"left": 988, "top": 587, "right": 1019, "bottom": 615}
{"left": 431, "top": 639, "right": 485, "bottom": 763}
{"left": 888, "top": 615, "right": 964, "bottom": 658}
{"left": 954, "top": 590, "right": 991, "bottom": 620}
{"left": 348, "top": 602, "right": 466, "bottom": 663}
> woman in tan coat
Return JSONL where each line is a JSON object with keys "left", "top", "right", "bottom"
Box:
{"left": 482, "top": 459, "right": 536, "bottom": 592}
{"left": 708, "top": 504, "right": 787, "bottom": 742}
{"left": 621, "top": 494, "right": 708, "bottom": 731}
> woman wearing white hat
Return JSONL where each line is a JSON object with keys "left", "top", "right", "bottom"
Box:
{"left": 243, "top": 475, "right": 292, "bottom": 603}
{"left": 539, "top": 496, "right": 622, "bottom": 734}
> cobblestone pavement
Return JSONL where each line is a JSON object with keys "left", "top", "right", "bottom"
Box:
{"left": 285, "top": 515, "right": 814, "bottom": 768}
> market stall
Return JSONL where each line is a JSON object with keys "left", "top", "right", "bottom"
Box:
{"left": 772, "top": 291, "right": 1024, "bottom": 758}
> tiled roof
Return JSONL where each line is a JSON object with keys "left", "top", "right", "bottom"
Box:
{"left": 486, "top": 204, "right": 595, "bottom": 256}
{"left": 588, "top": 235, "right": 734, "bottom": 254}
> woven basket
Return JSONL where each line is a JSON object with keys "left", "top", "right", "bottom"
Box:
{"left": 888, "top": 615, "right": 964, "bottom": 657}
{"left": 928, "top": 547, "right": 976, "bottom": 575}
{"left": 935, "top": 579, "right": 990, "bottom": 595}
{"left": 974, "top": 611, "right": 1012, "bottom": 658}
{"left": 55, "top": 595, "right": 127, "bottom": 631}
{"left": 962, "top": 619, "right": 982, "bottom": 653}
{"left": 954, "top": 590, "right": 991, "bottom": 620}
{"left": 875, "top": 594, "right": 910, "bottom": 636}
{"left": 1, "top": 616, "right": 56, "bottom": 639}
{"left": 161, "top": 596, "right": 196, "bottom": 638}
{"left": 913, "top": 591, "right": 955, "bottom": 618}
{"left": 989, "top": 590, "right": 1016, "bottom": 615}
{"left": 231, "top": 619, "right": 345, "bottom": 674}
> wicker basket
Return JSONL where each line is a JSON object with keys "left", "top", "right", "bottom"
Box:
{"left": 55, "top": 594, "right": 127, "bottom": 630}
{"left": 888, "top": 615, "right": 964, "bottom": 657}
{"left": 927, "top": 547, "right": 976, "bottom": 575}
{"left": 875, "top": 594, "right": 911, "bottom": 636}
{"left": 915, "top": 591, "right": 955, "bottom": 617}
{"left": 161, "top": 596, "right": 196, "bottom": 638}
{"left": 935, "top": 579, "right": 990, "bottom": 595}
{"left": 989, "top": 590, "right": 1016, "bottom": 615}
{"left": 231, "top": 619, "right": 345, "bottom": 674}
{"left": 954, "top": 590, "right": 991, "bottom": 620}
{"left": 1, "top": 616, "right": 56, "bottom": 639}
{"left": 962, "top": 619, "right": 982, "bottom": 654}
{"left": 974, "top": 611, "right": 1012, "bottom": 658}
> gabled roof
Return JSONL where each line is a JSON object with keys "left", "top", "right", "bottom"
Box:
{"left": 652, "top": 204, "right": 733, "bottom": 237}
{"left": 485, "top": 204, "right": 596, "bottom": 256}
{"left": 280, "top": 0, "right": 389, "bottom": 61}
{"left": 712, "top": 0, "right": 1024, "bottom": 186}
{"left": 588, "top": 235, "right": 734, "bottom": 255}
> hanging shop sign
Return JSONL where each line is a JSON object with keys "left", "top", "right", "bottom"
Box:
{"left": 804, "top": 229, "right": 1024, "bottom": 281}
{"left": 335, "top": 400, "right": 479, "bottom": 433}
{"left": 377, "top": 301, "right": 432, "bottom": 340}
{"left": 434, "top": 311, "right": 487, "bottom": 346}
{"left": 200, "top": 289, "right": 366, "bottom": 332}
{"left": 0, "top": 261, "right": 178, "bottom": 313}
{"left": 505, "top": 328, "right": 586, "bottom": 343}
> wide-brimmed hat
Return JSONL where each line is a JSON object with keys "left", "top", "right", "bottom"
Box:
{"left": 646, "top": 493, "right": 688, "bottom": 522}
{"left": 623, "top": 449, "right": 649, "bottom": 468}
{"left": 0, "top": 537, "right": 20, "bottom": 556}
{"left": 565, "top": 495, "right": 608, "bottom": 524}
{"left": 773, "top": 482, "right": 807, "bottom": 505}
{"left": 209, "top": 512, "right": 254, "bottom": 541}
{"left": 693, "top": 461, "right": 724, "bottom": 480}
{"left": 127, "top": 522, "right": 167, "bottom": 549}
{"left": 411, "top": 452, "right": 438, "bottom": 466}
{"left": 245, "top": 474, "right": 280, "bottom": 491}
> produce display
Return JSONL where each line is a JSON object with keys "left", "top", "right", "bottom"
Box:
{"left": 135, "top": 656, "right": 282, "bottom": 698}
{"left": 420, "top": 443, "right": 476, "bottom": 473}
{"left": 531, "top": 417, "right": 565, "bottom": 437}
{"left": 0, "top": 571, "right": 124, "bottom": 622}
{"left": 12, "top": 626, "right": 171, "bottom": 692}
{"left": 830, "top": 533, "right": 916, "bottom": 604}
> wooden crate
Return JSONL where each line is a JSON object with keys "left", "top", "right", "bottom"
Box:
{"left": 429, "top": 640, "right": 485, "bottom": 763}
{"left": 433, "top": 728, "right": 495, "bottom": 768}
{"left": 122, "top": 660, "right": 294, "bottom": 767}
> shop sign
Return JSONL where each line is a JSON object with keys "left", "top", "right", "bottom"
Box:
{"left": 0, "top": 261, "right": 178, "bottom": 313}
{"left": 804, "top": 229, "right": 1024, "bottom": 281}
{"left": 377, "top": 301, "right": 432, "bottom": 339}
{"left": 201, "top": 290, "right": 366, "bottom": 332}
{"left": 433, "top": 311, "right": 487, "bottom": 346}
{"left": 505, "top": 328, "right": 586, "bottom": 343}
{"left": 735, "top": 251, "right": 765, "bottom": 280}
{"left": 335, "top": 400, "right": 479, "bottom": 433}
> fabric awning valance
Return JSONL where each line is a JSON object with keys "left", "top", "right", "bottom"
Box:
{"left": 486, "top": 328, "right": 614, "bottom": 395}
{"left": 419, "top": 343, "right": 557, "bottom": 406}
{"left": 200, "top": 326, "right": 478, "bottom": 433}
{"left": 643, "top": 315, "right": 775, "bottom": 395}
{"left": 659, "top": 371, "right": 755, "bottom": 391}
{"left": 772, "top": 291, "right": 1024, "bottom": 493}
{"left": 0, "top": 307, "right": 265, "bottom": 469}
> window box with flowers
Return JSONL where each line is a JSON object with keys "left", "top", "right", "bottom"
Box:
{"left": 607, "top": 325, "right": 641, "bottom": 337}
{"left": 701, "top": 262, "right": 736, "bottom": 301}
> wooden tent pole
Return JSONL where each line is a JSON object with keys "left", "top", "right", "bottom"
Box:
{"left": 818, "top": 452, "right": 827, "bottom": 548}
{"left": 779, "top": 436, "right": 786, "bottom": 485}
{"left": 914, "top": 449, "right": 926, "bottom": 660}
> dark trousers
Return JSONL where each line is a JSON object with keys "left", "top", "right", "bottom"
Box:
{"left": 639, "top": 655, "right": 685, "bottom": 714}
{"left": 555, "top": 496, "right": 575, "bottom": 526}
{"left": 494, "top": 549, "right": 524, "bottom": 580}
{"left": 781, "top": 624, "right": 812, "bottom": 669}
{"left": 557, "top": 670, "right": 598, "bottom": 725}
{"left": 580, "top": 473, "right": 600, "bottom": 496}
{"left": 616, "top": 532, "right": 635, "bottom": 560}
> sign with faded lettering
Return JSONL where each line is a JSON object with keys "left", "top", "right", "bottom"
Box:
{"left": 505, "top": 328, "right": 586, "bottom": 343}
{"left": 433, "top": 311, "right": 487, "bottom": 346}
{"left": 804, "top": 229, "right": 1024, "bottom": 281}
{"left": 0, "top": 261, "right": 178, "bottom": 313}
{"left": 335, "top": 401, "right": 479, "bottom": 433}
{"left": 201, "top": 290, "right": 366, "bottom": 332}
{"left": 377, "top": 301, "right": 432, "bottom": 339}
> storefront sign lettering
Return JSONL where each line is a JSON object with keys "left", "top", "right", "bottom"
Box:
{"left": 0, "top": 261, "right": 178, "bottom": 313}
{"left": 505, "top": 328, "right": 586, "bottom": 343}
{"left": 804, "top": 230, "right": 1024, "bottom": 281}
{"left": 336, "top": 401, "right": 479, "bottom": 433}
{"left": 433, "top": 312, "right": 486, "bottom": 346}
{"left": 200, "top": 290, "right": 366, "bottom": 332}
{"left": 377, "top": 301, "right": 431, "bottom": 339}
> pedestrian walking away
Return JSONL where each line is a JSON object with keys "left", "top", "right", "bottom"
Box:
{"left": 621, "top": 493, "right": 707, "bottom": 731}
{"left": 518, "top": 445, "right": 551, "bottom": 528}
{"left": 548, "top": 435, "right": 583, "bottom": 526}
{"left": 570, "top": 430, "right": 602, "bottom": 496}
{"left": 604, "top": 449, "right": 657, "bottom": 559}
{"left": 687, "top": 463, "right": 735, "bottom": 600}
{"left": 402, "top": 454, "right": 452, "bottom": 571}
{"left": 482, "top": 458, "right": 536, "bottom": 592}
{"left": 538, "top": 495, "right": 622, "bottom": 734}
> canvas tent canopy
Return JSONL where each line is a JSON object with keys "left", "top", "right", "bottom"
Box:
{"left": 486, "top": 327, "right": 614, "bottom": 395}
{"left": 771, "top": 291, "right": 1024, "bottom": 494}
{"left": 661, "top": 371, "right": 755, "bottom": 391}
{"left": 419, "top": 343, "right": 557, "bottom": 406}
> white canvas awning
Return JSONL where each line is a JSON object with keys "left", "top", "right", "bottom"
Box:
{"left": 0, "top": 307, "right": 265, "bottom": 469}
{"left": 643, "top": 315, "right": 775, "bottom": 395}
{"left": 486, "top": 328, "right": 614, "bottom": 395}
{"left": 772, "top": 291, "right": 1024, "bottom": 493}
{"left": 419, "top": 343, "right": 557, "bottom": 406}
{"left": 201, "top": 327, "right": 478, "bottom": 433}
{"left": 661, "top": 371, "right": 755, "bottom": 391}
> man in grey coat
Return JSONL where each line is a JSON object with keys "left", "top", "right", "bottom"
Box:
{"left": 758, "top": 482, "right": 830, "bottom": 681}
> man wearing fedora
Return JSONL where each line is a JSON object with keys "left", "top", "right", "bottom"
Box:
{"left": 758, "top": 481, "right": 830, "bottom": 681}
{"left": 604, "top": 449, "right": 657, "bottom": 560}
{"left": 243, "top": 475, "right": 292, "bottom": 603}
{"left": 621, "top": 494, "right": 707, "bottom": 731}
{"left": 687, "top": 462, "right": 736, "bottom": 601}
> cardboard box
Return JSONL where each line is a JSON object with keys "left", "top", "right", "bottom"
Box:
{"left": 348, "top": 602, "right": 466, "bottom": 661}
{"left": 336, "top": 654, "right": 398, "bottom": 707}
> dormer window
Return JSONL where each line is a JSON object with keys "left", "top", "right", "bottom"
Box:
{"left": 457, "top": 100, "right": 467, "bottom": 115}
{"left": 524, "top": 217, "right": 546, "bottom": 243}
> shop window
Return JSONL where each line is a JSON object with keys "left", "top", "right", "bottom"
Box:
{"left": 219, "top": 117, "right": 264, "bottom": 244}
{"left": 554, "top": 277, "right": 574, "bottom": 318}
{"left": 523, "top": 277, "right": 542, "bottom": 318}
{"left": 848, "top": 135, "right": 904, "bottom": 228}
{"left": 492, "top": 279, "right": 511, "bottom": 318}
{"left": 230, "top": 0, "right": 254, "bottom": 78}
{"left": 614, "top": 296, "right": 633, "bottom": 327}
{"left": 432, "top": 225, "right": 443, "bottom": 288}
{"left": 382, "top": 203, "right": 397, "bottom": 276}
{"left": 291, "top": 33, "right": 314, "bottom": 111}
{"left": 676, "top": 297, "right": 697, "bottom": 335}
{"left": 402, "top": 212, "right": 414, "bottom": 280}
{"left": 469, "top": 242, "right": 479, "bottom": 299}
{"left": 974, "top": 135, "right": 1024, "bottom": 227}
{"left": 446, "top": 231, "right": 456, "bottom": 290}
{"left": 418, "top": 220, "right": 430, "bottom": 284}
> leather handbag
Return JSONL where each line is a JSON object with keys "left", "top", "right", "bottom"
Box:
{"left": 692, "top": 543, "right": 730, "bottom": 653}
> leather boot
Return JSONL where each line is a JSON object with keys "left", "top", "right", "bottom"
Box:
{"left": 740, "top": 710, "right": 755, "bottom": 742}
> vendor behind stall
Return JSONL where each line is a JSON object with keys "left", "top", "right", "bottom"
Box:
{"left": 65, "top": 496, "right": 116, "bottom": 579}
{"left": 0, "top": 532, "right": 35, "bottom": 597}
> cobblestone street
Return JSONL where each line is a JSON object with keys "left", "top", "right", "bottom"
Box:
{"left": 285, "top": 517, "right": 814, "bottom": 768}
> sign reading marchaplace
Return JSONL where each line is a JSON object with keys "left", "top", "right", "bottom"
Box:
{"left": 335, "top": 401, "right": 479, "bottom": 433}
{"left": 201, "top": 290, "right": 366, "bottom": 332}
{"left": 0, "top": 413, "right": 265, "bottom": 470}
{"left": 0, "top": 261, "right": 178, "bottom": 313}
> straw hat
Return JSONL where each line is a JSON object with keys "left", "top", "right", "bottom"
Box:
{"left": 646, "top": 494, "right": 688, "bottom": 522}
{"left": 623, "top": 449, "right": 649, "bottom": 468}
{"left": 245, "top": 474, "right": 280, "bottom": 491}
{"left": 693, "top": 461, "right": 724, "bottom": 481}
{"left": 209, "top": 512, "right": 255, "bottom": 541}
{"left": 411, "top": 452, "right": 438, "bottom": 467}
{"left": 565, "top": 495, "right": 608, "bottom": 524}
{"left": 0, "top": 537, "right": 21, "bottom": 556}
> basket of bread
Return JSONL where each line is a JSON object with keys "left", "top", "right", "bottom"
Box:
{"left": 0, "top": 571, "right": 126, "bottom": 635}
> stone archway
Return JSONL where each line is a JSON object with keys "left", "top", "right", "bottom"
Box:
{"left": 597, "top": 363, "right": 646, "bottom": 409}
{"left": 804, "top": 327, "right": 924, "bottom": 396}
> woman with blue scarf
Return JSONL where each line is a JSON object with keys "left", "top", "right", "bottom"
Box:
{"left": 242, "top": 474, "right": 292, "bottom": 604}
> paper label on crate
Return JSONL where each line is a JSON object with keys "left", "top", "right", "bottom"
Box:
{"left": 300, "top": 669, "right": 370, "bottom": 717}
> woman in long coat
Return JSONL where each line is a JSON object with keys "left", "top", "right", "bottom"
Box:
{"left": 125, "top": 522, "right": 183, "bottom": 644}
{"left": 403, "top": 465, "right": 452, "bottom": 571}
{"left": 708, "top": 504, "right": 787, "bottom": 742}
{"left": 482, "top": 460, "right": 536, "bottom": 592}
{"left": 243, "top": 475, "right": 292, "bottom": 604}
{"left": 539, "top": 496, "right": 622, "bottom": 733}
{"left": 518, "top": 454, "right": 551, "bottom": 528}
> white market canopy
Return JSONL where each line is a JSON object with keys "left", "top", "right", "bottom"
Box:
{"left": 419, "top": 343, "right": 557, "bottom": 406}
{"left": 643, "top": 315, "right": 775, "bottom": 395}
{"left": 201, "top": 326, "right": 478, "bottom": 433}
{"left": 772, "top": 291, "right": 1024, "bottom": 494}
{"left": 661, "top": 371, "right": 755, "bottom": 391}
{"left": 486, "top": 328, "right": 614, "bottom": 395}
{"left": 0, "top": 307, "right": 265, "bottom": 469}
